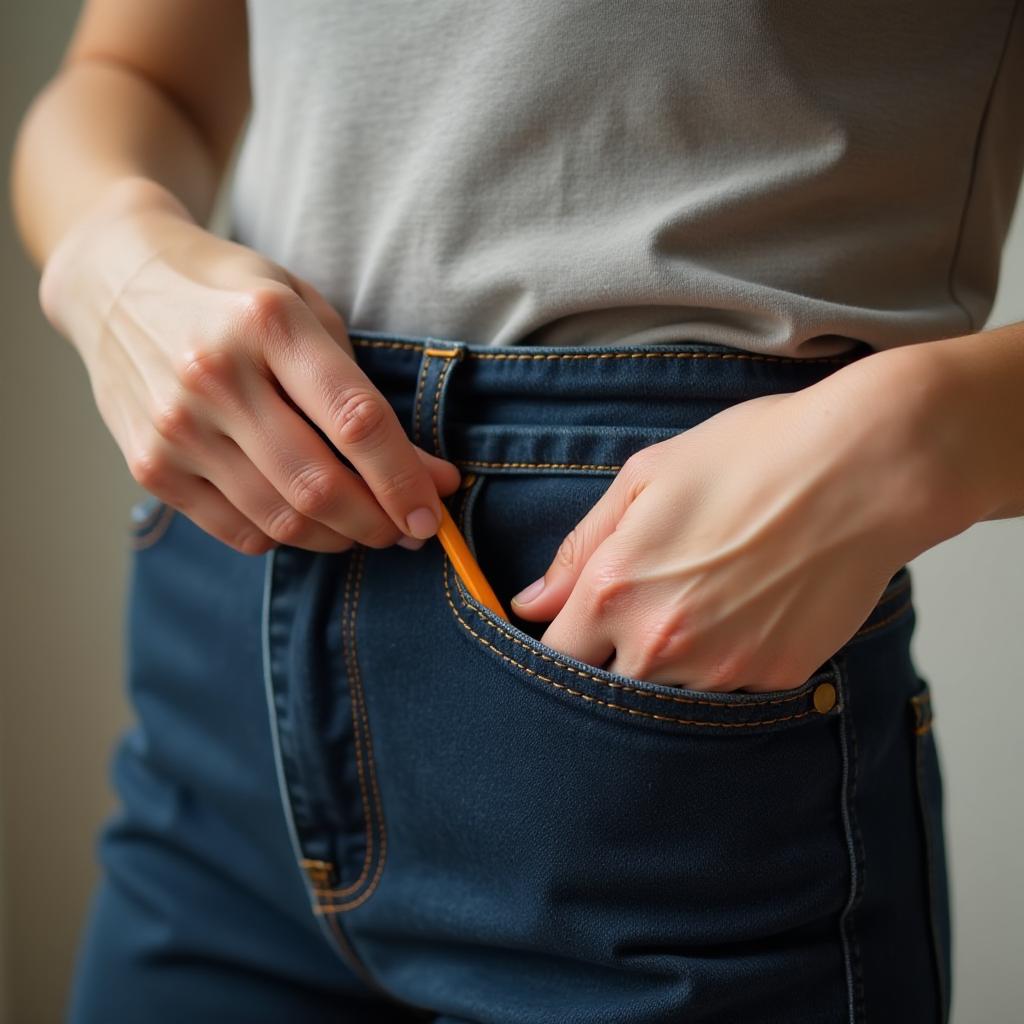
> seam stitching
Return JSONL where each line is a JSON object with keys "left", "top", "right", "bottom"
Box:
{"left": 319, "top": 548, "right": 389, "bottom": 907}
{"left": 317, "top": 548, "right": 375, "bottom": 899}
{"left": 411, "top": 351, "right": 432, "bottom": 448}
{"left": 349, "top": 336, "right": 855, "bottom": 365}
{"left": 443, "top": 554, "right": 818, "bottom": 728}
{"left": 431, "top": 353, "right": 460, "bottom": 458}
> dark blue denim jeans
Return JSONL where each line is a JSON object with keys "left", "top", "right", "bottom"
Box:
{"left": 67, "top": 331, "right": 952, "bottom": 1023}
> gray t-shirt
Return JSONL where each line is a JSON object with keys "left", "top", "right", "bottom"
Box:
{"left": 230, "top": 0, "right": 1024, "bottom": 358}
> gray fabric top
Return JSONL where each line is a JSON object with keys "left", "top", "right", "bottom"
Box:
{"left": 230, "top": 0, "right": 1024, "bottom": 357}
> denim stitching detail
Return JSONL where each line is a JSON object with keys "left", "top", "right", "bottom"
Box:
{"left": 450, "top": 476, "right": 830, "bottom": 711}
{"left": 454, "top": 460, "right": 623, "bottom": 472}
{"left": 319, "top": 548, "right": 389, "bottom": 907}
{"left": 322, "top": 909, "right": 365, "bottom": 973}
{"left": 454, "top": 567, "right": 811, "bottom": 709}
{"left": 130, "top": 502, "right": 176, "bottom": 550}
{"left": 260, "top": 553, "right": 382, "bottom": 990}
{"left": 443, "top": 558, "right": 817, "bottom": 728}
{"left": 313, "top": 547, "right": 376, "bottom": 900}
{"left": 837, "top": 655, "right": 867, "bottom": 1023}
{"left": 431, "top": 352, "right": 460, "bottom": 458}
{"left": 349, "top": 336, "right": 854, "bottom": 365}
{"left": 411, "top": 351, "right": 432, "bottom": 448}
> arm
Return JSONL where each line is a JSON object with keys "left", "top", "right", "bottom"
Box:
{"left": 9, "top": 0, "right": 459, "bottom": 556}
{"left": 892, "top": 320, "right": 1024, "bottom": 525}
{"left": 507, "top": 332, "right": 1008, "bottom": 693}
{"left": 10, "top": 0, "right": 250, "bottom": 267}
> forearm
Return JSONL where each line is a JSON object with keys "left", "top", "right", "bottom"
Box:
{"left": 799, "top": 324, "right": 1023, "bottom": 576}
{"left": 9, "top": 56, "right": 219, "bottom": 272}
{"left": 910, "top": 321, "right": 1024, "bottom": 524}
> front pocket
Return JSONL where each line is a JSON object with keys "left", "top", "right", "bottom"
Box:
{"left": 347, "top": 486, "right": 860, "bottom": 1016}
{"left": 909, "top": 678, "right": 953, "bottom": 1022}
{"left": 442, "top": 470, "right": 844, "bottom": 734}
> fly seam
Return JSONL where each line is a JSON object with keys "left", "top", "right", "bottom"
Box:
{"left": 319, "top": 548, "right": 375, "bottom": 899}
{"left": 321, "top": 548, "right": 389, "bottom": 906}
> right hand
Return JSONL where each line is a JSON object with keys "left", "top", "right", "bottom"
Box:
{"left": 39, "top": 177, "right": 462, "bottom": 556}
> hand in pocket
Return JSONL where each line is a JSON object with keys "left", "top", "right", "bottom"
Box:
{"left": 509, "top": 367, "right": 943, "bottom": 694}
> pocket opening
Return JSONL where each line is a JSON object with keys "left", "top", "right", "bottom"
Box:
{"left": 442, "top": 472, "right": 843, "bottom": 731}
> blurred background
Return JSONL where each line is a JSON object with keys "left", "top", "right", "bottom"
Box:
{"left": 2, "top": 4, "right": 1023, "bottom": 1023}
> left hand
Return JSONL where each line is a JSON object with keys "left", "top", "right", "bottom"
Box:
{"left": 510, "top": 350, "right": 960, "bottom": 693}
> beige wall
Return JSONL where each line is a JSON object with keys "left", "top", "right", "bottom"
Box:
{"left": 1, "top": 5, "right": 1022, "bottom": 1023}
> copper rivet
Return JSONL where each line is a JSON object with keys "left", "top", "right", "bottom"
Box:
{"left": 813, "top": 682, "right": 837, "bottom": 714}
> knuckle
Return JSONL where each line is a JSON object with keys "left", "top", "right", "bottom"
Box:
{"left": 329, "top": 389, "right": 388, "bottom": 449}
{"left": 177, "top": 343, "right": 236, "bottom": 396}
{"left": 362, "top": 519, "right": 401, "bottom": 549}
{"left": 289, "top": 466, "right": 341, "bottom": 519}
{"left": 235, "top": 530, "right": 272, "bottom": 556}
{"left": 585, "top": 560, "right": 631, "bottom": 616}
{"left": 705, "top": 650, "right": 753, "bottom": 691}
{"left": 554, "top": 526, "right": 583, "bottom": 572}
{"left": 264, "top": 507, "right": 309, "bottom": 546}
{"left": 237, "top": 284, "right": 296, "bottom": 336}
{"left": 127, "top": 445, "right": 174, "bottom": 491}
{"left": 371, "top": 461, "right": 424, "bottom": 503}
{"left": 620, "top": 448, "right": 654, "bottom": 495}
{"left": 152, "top": 396, "right": 199, "bottom": 445}
{"left": 632, "top": 614, "right": 685, "bottom": 677}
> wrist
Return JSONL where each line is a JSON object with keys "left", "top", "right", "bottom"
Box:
{"left": 825, "top": 342, "right": 985, "bottom": 565}
{"left": 38, "top": 176, "right": 196, "bottom": 345}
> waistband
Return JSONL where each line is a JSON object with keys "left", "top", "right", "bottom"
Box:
{"left": 346, "top": 328, "right": 873, "bottom": 475}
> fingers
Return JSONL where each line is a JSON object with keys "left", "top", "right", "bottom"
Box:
{"left": 174, "top": 477, "right": 279, "bottom": 556}
{"left": 251, "top": 287, "right": 448, "bottom": 540}
{"left": 120, "top": 424, "right": 278, "bottom": 556}
{"left": 193, "top": 431, "right": 361, "bottom": 553}
{"left": 510, "top": 454, "right": 650, "bottom": 620}
{"left": 218, "top": 371, "right": 406, "bottom": 548}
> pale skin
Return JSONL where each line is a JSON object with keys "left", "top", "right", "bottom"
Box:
{"left": 11, "top": 0, "right": 1024, "bottom": 695}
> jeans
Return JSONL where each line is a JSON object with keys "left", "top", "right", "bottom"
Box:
{"left": 67, "top": 331, "right": 952, "bottom": 1023}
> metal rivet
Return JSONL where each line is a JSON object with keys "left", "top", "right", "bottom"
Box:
{"left": 813, "top": 681, "right": 837, "bottom": 714}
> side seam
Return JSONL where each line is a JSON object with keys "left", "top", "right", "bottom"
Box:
{"left": 836, "top": 651, "right": 867, "bottom": 1023}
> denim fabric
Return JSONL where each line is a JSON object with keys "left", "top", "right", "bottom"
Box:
{"left": 67, "top": 332, "right": 952, "bottom": 1023}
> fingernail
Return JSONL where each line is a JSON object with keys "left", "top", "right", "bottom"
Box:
{"left": 512, "top": 576, "right": 545, "bottom": 606}
{"left": 405, "top": 505, "right": 439, "bottom": 540}
{"left": 396, "top": 534, "right": 426, "bottom": 551}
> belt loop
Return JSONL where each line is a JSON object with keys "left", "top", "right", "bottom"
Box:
{"left": 410, "top": 338, "right": 467, "bottom": 459}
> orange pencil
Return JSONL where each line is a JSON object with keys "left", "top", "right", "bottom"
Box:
{"left": 435, "top": 502, "right": 511, "bottom": 622}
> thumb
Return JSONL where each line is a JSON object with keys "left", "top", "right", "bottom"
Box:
{"left": 285, "top": 268, "right": 464, "bottom": 502}
{"left": 510, "top": 466, "right": 643, "bottom": 620}
{"left": 414, "top": 446, "right": 463, "bottom": 498}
